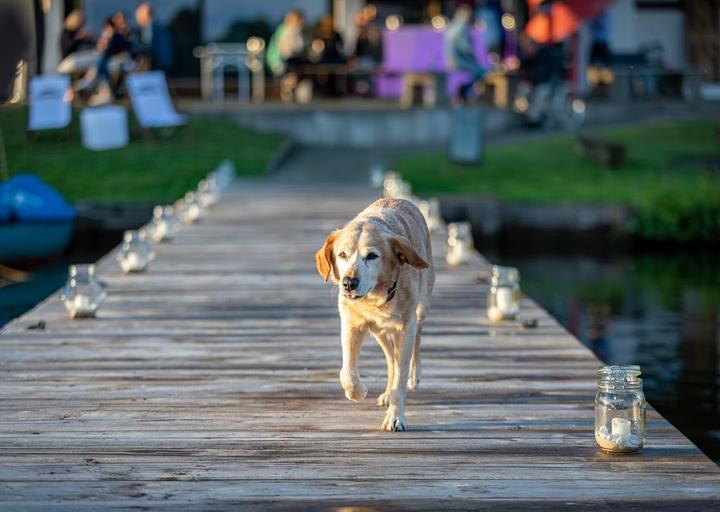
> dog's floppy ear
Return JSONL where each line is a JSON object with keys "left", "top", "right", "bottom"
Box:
{"left": 315, "top": 230, "right": 339, "bottom": 282}
{"left": 389, "top": 236, "right": 428, "bottom": 269}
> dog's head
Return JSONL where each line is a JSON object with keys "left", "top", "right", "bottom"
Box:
{"left": 315, "top": 222, "right": 428, "bottom": 301}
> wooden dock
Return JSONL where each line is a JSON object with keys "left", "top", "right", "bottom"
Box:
{"left": 1, "top": 181, "right": 719, "bottom": 511}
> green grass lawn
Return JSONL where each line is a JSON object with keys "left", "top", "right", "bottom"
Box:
{"left": 395, "top": 120, "right": 720, "bottom": 242}
{"left": 0, "top": 106, "right": 283, "bottom": 204}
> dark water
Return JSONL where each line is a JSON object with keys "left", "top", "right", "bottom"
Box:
{"left": 484, "top": 239, "right": 720, "bottom": 465}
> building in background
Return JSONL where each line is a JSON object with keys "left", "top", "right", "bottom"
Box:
{"left": 3, "top": 0, "right": 719, "bottom": 92}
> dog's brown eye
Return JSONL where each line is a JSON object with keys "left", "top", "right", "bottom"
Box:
{"left": 366, "top": 252, "right": 378, "bottom": 260}
{"left": 338, "top": 252, "right": 348, "bottom": 259}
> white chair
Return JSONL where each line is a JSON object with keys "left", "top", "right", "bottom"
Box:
{"left": 125, "top": 71, "right": 188, "bottom": 131}
{"left": 27, "top": 75, "right": 72, "bottom": 133}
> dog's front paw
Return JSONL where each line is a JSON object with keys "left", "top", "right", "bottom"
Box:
{"left": 381, "top": 406, "right": 407, "bottom": 432}
{"left": 376, "top": 391, "right": 390, "bottom": 406}
{"left": 344, "top": 382, "right": 367, "bottom": 402}
{"left": 340, "top": 372, "right": 367, "bottom": 402}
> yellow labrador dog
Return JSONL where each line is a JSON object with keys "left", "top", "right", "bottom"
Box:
{"left": 315, "top": 198, "right": 434, "bottom": 431}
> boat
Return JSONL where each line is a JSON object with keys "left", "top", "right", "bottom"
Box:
{"left": 0, "top": 173, "right": 76, "bottom": 264}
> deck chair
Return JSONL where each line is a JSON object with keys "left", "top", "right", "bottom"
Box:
{"left": 27, "top": 75, "right": 72, "bottom": 139}
{"left": 125, "top": 71, "right": 188, "bottom": 138}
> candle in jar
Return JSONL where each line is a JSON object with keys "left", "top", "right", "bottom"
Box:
{"left": 611, "top": 417, "right": 632, "bottom": 438}
{"left": 73, "top": 295, "right": 92, "bottom": 314}
{"left": 154, "top": 221, "right": 167, "bottom": 241}
{"left": 189, "top": 206, "right": 199, "bottom": 221}
{"left": 496, "top": 288, "right": 513, "bottom": 314}
{"left": 486, "top": 306, "right": 504, "bottom": 323}
{"left": 123, "top": 252, "right": 141, "bottom": 272}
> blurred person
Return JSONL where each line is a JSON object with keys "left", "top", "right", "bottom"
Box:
{"left": 353, "top": 3, "right": 382, "bottom": 65}
{"left": 587, "top": 10, "right": 613, "bottom": 88}
{"left": 445, "top": 4, "right": 487, "bottom": 103}
{"left": 266, "top": 10, "right": 308, "bottom": 102}
{"left": 475, "top": 1, "right": 502, "bottom": 49}
{"left": 351, "top": 4, "right": 382, "bottom": 96}
{"left": 60, "top": 9, "right": 95, "bottom": 59}
{"left": 516, "top": 32, "right": 568, "bottom": 125}
{"left": 134, "top": 2, "right": 173, "bottom": 72}
{"left": 313, "top": 15, "right": 344, "bottom": 64}
{"left": 57, "top": 9, "right": 97, "bottom": 75}
{"left": 76, "top": 12, "right": 135, "bottom": 105}
{"left": 311, "top": 15, "right": 346, "bottom": 97}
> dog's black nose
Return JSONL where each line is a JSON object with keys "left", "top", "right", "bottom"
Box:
{"left": 342, "top": 276, "right": 359, "bottom": 292}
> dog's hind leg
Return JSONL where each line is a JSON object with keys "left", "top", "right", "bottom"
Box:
{"left": 339, "top": 320, "right": 369, "bottom": 402}
{"left": 374, "top": 332, "right": 395, "bottom": 406}
{"left": 408, "top": 303, "right": 427, "bottom": 391}
{"left": 407, "top": 326, "right": 421, "bottom": 391}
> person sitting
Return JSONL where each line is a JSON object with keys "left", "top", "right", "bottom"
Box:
{"left": 134, "top": 2, "right": 173, "bottom": 72}
{"left": 57, "top": 9, "right": 97, "bottom": 75}
{"left": 60, "top": 9, "right": 95, "bottom": 60}
{"left": 310, "top": 15, "right": 346, "bottom": 97}
{"left": 351, "top": 4, "right": 382, "bottom": 96}
{"left": 445, "top": 4, "right": 487, "bottom": 103}
{"left": 353, "top": 4, "right": 382, "bottom": 66}
{"left": 76, "top": 12, "right": 135, "bottom": 105}
{"left": 266, "top": 10, "right": 307, "bottom": 102}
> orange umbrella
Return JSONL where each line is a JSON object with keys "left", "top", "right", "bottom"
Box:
{"left": 525, "top": 0, "right": 613, "bottom": 44}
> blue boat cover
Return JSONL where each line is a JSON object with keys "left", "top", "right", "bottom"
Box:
{"left": 0, "top": 174, "right": 76, "bottom": 223}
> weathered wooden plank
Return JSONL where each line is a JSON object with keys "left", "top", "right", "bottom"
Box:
{"left": 0, "top": 180, "right": 718, "bottom": 511}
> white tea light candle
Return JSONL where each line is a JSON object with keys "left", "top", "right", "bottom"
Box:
{"left": 611, "top": 417, "right": 632, "bottom": 438}
{"left": 72, "top": 295, "right": 92, "bottom": 315}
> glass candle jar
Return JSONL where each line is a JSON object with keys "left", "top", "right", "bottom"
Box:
{"left": 117, "top": 229, "right": 154, "bottom": 273}
{"left": 383, "top": 172, "right": 411, "bottom": 199}
{"left": 175, "top": 192, "right": 204, "bottom": 223}
{"left": 369, "top": 164, "right": 385, "bottom": 189}
{"left": 417, "top": 198, "right": 442, "bottom": 233}
{"left": 213, "top": 160, "right": 236, "bottom": 188}
{"left": 446, "top": 222, "right": 473, "bottom": 266}
{"left": 595, "top": 365, "right": 646, "bottom": 453}
{"left": 148, "top": 205, "right": 179, "bottom": 243}
{"left": 60, "top": 264, "right": 104, "bottom": 318}
{"left": 486, "top": 265, "right": 521, "bottom": 322}
{"left": 197, "top": 178, "right": 221, "bottom": 208}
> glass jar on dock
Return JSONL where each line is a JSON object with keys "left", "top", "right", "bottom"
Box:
{"left": 117, "top": 229, "right": 154, "bottom": 273}
{"left": 417, "top": 198, "right": 441, "bottom": 233}
{"left": 148, "top": 205, "right": 179, "bottom": 243}
{"left": 486, "top": 265, "right": 520, "bottom": 322}
{"left": 61, "top": 264, "right": 105, "bottom": 318}
{"left": 446, "top": 222, "right": 473, "bottom": 267}
{"left": 175, "top": 191, "right": 204, "bottom": 223}
{"left": 383, "top": 172, "right": 411, "bottom": 199}
{"left": 595, "top": 365, "right": 646, "bottom": 453}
